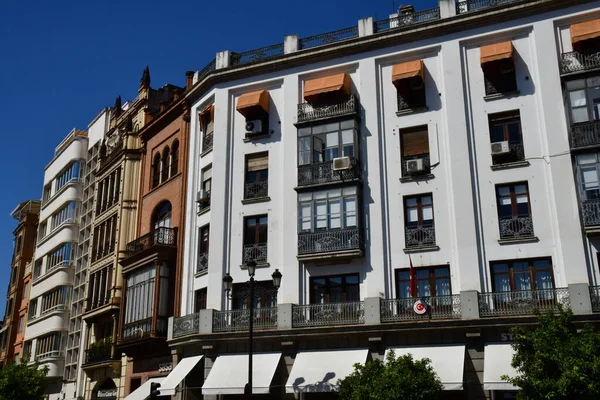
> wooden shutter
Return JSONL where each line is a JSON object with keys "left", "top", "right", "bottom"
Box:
{"left": 247, "top": 153, "right": 269, "bottom": 171}
{"left": 401, "top": 127, "right": 429, "bottom": 157}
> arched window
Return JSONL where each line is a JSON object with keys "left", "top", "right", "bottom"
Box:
{"left": 152, "top": 201, "right": 172, "bottom": 230}
{"left": 171, "top": 140, "right": 179, "bottom": 177}
{"left": 92, "top": 379, "right": 117, "bottom": 400}
{"left": 162, "top": 147, "right": 170, "bottom": 182}
{"left": 152, "top": 153, "right": 161, "bottom": 188}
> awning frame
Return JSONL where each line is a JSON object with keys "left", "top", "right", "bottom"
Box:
{"left": 480, "top": 41, "right": 514, "bottom": 65}
{"left": 571, "top": 19, "right": 600, "bottom": 46}
{"left": 303, "top": 73, "right": 351, "bottom": 103}
{"left": 392, "top": 60, "right": 425, "bottom": 87}
{"left": 236, "top": 90, "right": 270, "bottom": 118}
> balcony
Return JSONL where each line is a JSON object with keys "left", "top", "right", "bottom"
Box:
{"left": 197, "top": 252, "right": 209, "bottom": 274}
{"left": 292, "top": 302, "right": 364, "bottom": 328}
{"left": 297, "top": 227, "right": 362, "bottom": 260}
{"left": 590, "top": 286, "right": 600, "bottom": 312}
{"left": 243, "top": 243, "right": 268, "bottom": 264}
{"left": 202, "top": 131, "right": 214, "bottom": 153}
{"left": 570, "top": 121, "right": 600, "bottom": 150}
{"left": 478, "top": 288, "right": 569, "bottom": 317}
{"left": 213, "top": 308, "right": 278, "bottom": 332}
{"left": 297, "top": 95, "right": 358, "bottom": 124}
{"left": 581, "top": 199, "right": 600, "bottom": 229}
{"left": 173, "top": 313, "right": 200, "bottom": 339}
{"left": 380, "top": 295, "right": 461, "bottom": 322}
{"left": 83, "top": 337, "right": 113, "bottom": 366}
{"left": 401, "top": 154, "right": 431, "bottom": 179}
{"left": 120, "top": 317, "right": 168, "bottom": 344}
{"left": 297, "top": 157, "right": 361, "bottom": 188}
{"left": 124, "top": 227, "right": 177, "bottom": 259}
{"left": 456, "top": 0, "right": 521, "bottom": 14}
{"left": 198, "top": 194, "right": 211, "bottom": 215}
{"left": 498, "top": 215, "right": 535, "bottom": 241}
{"left": 560, "top": 50, "right": 600, "bottom": 76}
{"left": 404, "top": 225, "right": 436, "bottom": 250}
{"left": 243, "top": 180, "right": 268, "bottom": 201}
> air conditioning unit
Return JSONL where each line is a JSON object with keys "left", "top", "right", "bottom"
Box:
{"left": 197, "top": 190, "right": 208, "bottom": 202}
{"left": 245, "top": 120, "right": 263, "bottom": 135}
{"left": 490, "top": 141, "right": 510, "bottom": 155}
{"left": 406, "top": 159, "right": 424, "bottom": 173}
{"left": 332, "top": 157, "right": 351, "bottom": 171}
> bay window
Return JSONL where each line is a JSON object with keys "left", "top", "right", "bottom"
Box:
{"left": 298, "top": 187, "right": 357, "bottom": 232}
{"left": 298, "top": 120, "right": 358, "bottom": 166}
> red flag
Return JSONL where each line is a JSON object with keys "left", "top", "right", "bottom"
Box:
{"left": 409, "top": 255, "right": 417, "bottom": 298}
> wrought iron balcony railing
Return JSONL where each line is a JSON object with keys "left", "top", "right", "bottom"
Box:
{"left": 173, "top": 313, "right": 200, "bottom": 338}
{"left": 492, "top": 143, "right": 525, "bottom": 165}
{"left": 401, "top": 154, "right": 431, "bottom": 177}
{"left": 212, "top": 308, "right": 278, "bottom": 332}
{"left": 292, "top": 302, "right": 365, "bottom": 328}
{"left": 243, "top": 243, "right": 268, "bottom": 264}
{"left": 499, "top": 215, "right": 534, "bottom": 240}
{"left": 299, "top": 26, "right": 358, "bottom": 50}
{"left": 570, "top": 120, "right": 600, "bottom": 150}
{"left": 590, "top": 286, "right": 600, "bottom": 312}
{"left": 297, "top": 157, "right": 361, "bottom": 187}
{"left": 120, "top": 317, "right": 168, "bottom": 343}
{"left": 202, "top": 131, "right": 214, "bottom": 153}
{"left": 125, "top": 227, "right": 177, "bottom": 258}
{"left": 582, "top": 199, "right": 600, "bottom": 227}
{"left": 84, "top": 337, "right": 113, "bottom": 364}
{"left": 244, "top": 180, "right": 268, "bottom": 200}
{"left": 380, "top": 295, "right": 461, "bottom": 322}
{"left": 197, "top": 252, "right": 209, "bottom": 274}
{"left": 298, "top": 227, "right": 361, "bottom": 256}
{"left": 484, "top": 73, "right": 517, "bottom": 96}
{"left": 479, "top": 288, "right": 569, "bottom": 317}
{"left": 456, "top": 0, "right": 520, "bottom": 14}
{"left": 560, "top": 50, "right": 600, "bottom": 75}
{"left": 374, "top": 7, "right": 440, "bottom": 32}
{"left": 404, "top": 225, "right": 436, "bottom": 248}
{"left": 297, "top": 95, "right": 357, "bottom": 124}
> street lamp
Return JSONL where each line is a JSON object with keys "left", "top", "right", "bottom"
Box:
{"left": 223, "top": 261, "right": 282, "bottom": 399}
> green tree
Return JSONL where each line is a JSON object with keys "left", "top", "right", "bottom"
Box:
{"left": 0, "top": 357, "right": 49, "bottom": 400}
{"left": 503, "top": 307, "right": 600, "bottom": 400}
{"left": 337, "top": 350, "right": 443, "bottom": 400}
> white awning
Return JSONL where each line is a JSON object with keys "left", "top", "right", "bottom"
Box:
{"left": 285, "top": 349, "right": 369, "bottom": 393}
{"left": 124, "top": 377, "right": 164, "bottom": 400}
{"left": 484, "top": 343, "right": 519, "bottom": 390}
{"left": 202, "top": 353, "right": 281, "bottom": 395}
{"left": 158, "top": 355, "right": 203, "bottom": 396}
{"left": 385, "top": 345, "right": 465, "bottom": 390}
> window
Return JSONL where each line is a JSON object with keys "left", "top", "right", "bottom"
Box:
{"left": 483, "top": 55, "right": 517, "bottom": 96}
{"left": 243, "top": 215, "right": 268, "bottom": 263}
{"left": 14, "top": 353, "right": 19, "bottom": 364}
{"left": 566, "top": 76, "right": 600, "bottom": 124}
{"left": 244, "top": 153, "right": 268, "bottom": 200}
{"left": 55, "top": 162, "right": 80, "bottom": 193}
{"left": 197, "top": 225, "right": 209, "bottom": 273}
{"left": 9, "top": 266, "right": 17, "bottom": 285}
{"left": 18, "top": 316, "right": 24, "bottom": 333}
{"left": 400, "top": 125, "right": 430, "bottom": 177}
{"left": 35, "top": 332, "right": 64, "bottom": 360}
{"left": 395, "top": 64, "right": 426, "bottom": 111}
{"left": 41, "top": 286, "right": 70, "bottom": 315}
{"left": 489, "top": 111, "right": 524, "bottom": 165}
{"left": 42, "top": 185, "right": 52, "bottom": 204}
{"left": 92, "top": 215, "right": 117, "bottom": 262}
{"left": 46, "top": 243, "right": 75, "bottom": 272}
{"left": 310, "top": 274, "right": 359, "bottom": 304}
{"left": 200, "top": 106, "right": 214, "bottom": 153}
{"left": 576, "top": 153, "right": 600, "bottom": 201}
{"left": 96, "top": 168, "right": 121, "bottom": 215}
{"left": 38, "top": 221, "right": 47, "bottom": 241}
{"left": 491, "top": 258, "right": 554, "bottom": 292}
{"left": 22, "top": 341, "right": 31, "bottom": 359}
{"left": 496, "top": 182, "right": 534, "bottom": 239}
{"left": 51, "top": 202, "right": 76, "bottom": 230}
{"left": 395, "top": 266, "right": 451, "bottom": 299}
{"left": 152, "top": 201, "right": 172, "bottom": 230}
{"left": 298, "top": 187, "right": 358, "bottom": 232}
{"left": 198, "top": 166, "right": 212, "bottom": 212}
{"left": 152, "top": 153, "right": 161, "bottom": 188}
{"left": 404, "top": 194, "right": 435, "bottom": 247}
{"left": 28, "top": 300, "right": 37, "bottom": 321}
{"left": 171, "top": 140, "right": 179, "bottom": 177}
{"left": 194, "top": 288, "right": 207, "bottom": 313}
{"left": 87, "top": 267, "right": 113, "bottom": 310}
{"left": 22, "top": 282, "right": 30, "bottom": 300}
{"left": 15, "top": 236, "right": 22, "bottom": 255}
{"left": 233, "top": 281, "right": 277, "bottom": 309}
{"left": 33, "top": 259, "right": 42, "bottom": 280}
{"left": 298, "top": 120, "right": 358, "bottom": 166}
{"left": 162, "top": 147, "right": 171, "bottom": 183}
{"left": 6, "top": 298, "right": 13, "bottom": 317}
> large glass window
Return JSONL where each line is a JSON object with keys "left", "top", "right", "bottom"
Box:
{"left": 298, "top": 187, "right": 357, "bottom": 232}
{"left": 55, "top": 162, "right": 80, "bottom": 192}
{"left": 491, "top": 258, "right": 554, "bottom": 292}
{"left": 298, "top": 120, "right": 358, "bottom": 165}
{"left": 395, "top": 266, "right": 451, "bottom": 299}
{"left": 46, "top": 243, "right": 75, "bottom": 271}
{"left": 566, "top": 76, "right": 600, "bottom": 124}
{"left": 310, "top": 274, "right": 359, "bottom": 304}
{"left": 51, "top": 202, "right": 76, "bottom": 230}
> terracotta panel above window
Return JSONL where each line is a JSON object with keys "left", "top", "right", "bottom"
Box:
{"left": 571, "top": 19, "right": 600, "bottom": 45}
{"left": 480, "top": 41, "right": 513, "bottom": 65}
{"left": 303, "top": 73, "right": 350, "bottom": 103}
{"left": 392, "top": 60, "right": 424, "bottom": 86}
{"left": 236, "top": 90, "right": 270, "bottom": 117}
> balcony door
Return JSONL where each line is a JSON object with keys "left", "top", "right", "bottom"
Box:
{"left": 153, "top": 201, "right": 172, "bottom": 230}
{"left": 310, "top": 274, "right": 359, "bottom": 304}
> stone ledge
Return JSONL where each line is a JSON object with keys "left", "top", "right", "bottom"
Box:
{"left": 498, "top": 236, "right": 539, "bottom": 245}
{"left": 403, "top": 245, "right": 440, "bottom": 253}
{"left": 490, "top": 160, "right": 530, "bottom": 171}
{"left": 241, "top": 196, "right": 271, "bottom": 205}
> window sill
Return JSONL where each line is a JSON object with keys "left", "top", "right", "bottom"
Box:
{"left": 240, "top": 261, "right": 270, "bottom": 269}
{"left": 195, "top": 268, "right": 208, "bottom": 277}
{"left": 498, "top": 236, "right": 539, "bottom": 245}
{"left": 242, "top": 196, "right": 271, "bottom": 205}
{"left": 243, "top": 132, "right": 272, "bottom": 142}
{"left": 200, "top": 147, "right": 213, "bottom": 157}
{"left": 483, "top": 90, "right": 520, "bottom": 101}
{"left": 197, "top": 206, "right": 211, "bottom": 216}
{"left": 490, "top": 160, "right": 530, "bottom": 171}
{"left": 396, "top": 106, "right": 429, "bottom": 116}
{"left": 403, "top": 245, "right": 440, "bottom": 254}
{"left": 400, "top": 173, "right": 435, "bottom": 183}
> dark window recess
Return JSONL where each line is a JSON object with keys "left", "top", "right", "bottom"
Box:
{"left": 171, "top": 141, "right": 179, "bottom": 177}
{"left": 395, "top": 266, "right": 451, "bottom": 299}
{"left": 310, "top": 274, "right": 359, "bottom": 304}
{"left": 404, "top": 194, "right": 436, "bottom": 248}
{"left": 496, "top": 182, "right": 534, "bottom": 239}
{"left": 396, "top": 77, "right": 426, "bottom": 111}
{"left": 194, "top": 288, "right": 207, "bottom": 313}
{"left": 491, "top": 258, "right": 554, "bottom": 292}
{"left": 244, "top": 153, "right": 268, "bottom": 200}
{"left": 483, "top": 59, "right": 517, "bottom": 96}
{"left": 243, "top": 215, "right": 268, "bottom": 263}
{"left": 401, "top": 125, "right": 430, "bottom": 176}
{"left": 197, "top": 225, "right": 209, "bottom": 273}
{"left": 489, "top": 111, "right": 525, "bottom": 165}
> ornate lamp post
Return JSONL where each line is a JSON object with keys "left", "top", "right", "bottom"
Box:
{"left": 223, "top": 260, "right": 282, "bottom": 399}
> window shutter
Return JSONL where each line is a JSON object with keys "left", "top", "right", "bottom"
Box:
{"left": 247, "top": 154, "right": 269, "bottom": 172}
{"left": 402, "top": 128, "right": 429, "bottom": 157}
{"left": 203, "top": 167, "right": 212, "bottom": 181}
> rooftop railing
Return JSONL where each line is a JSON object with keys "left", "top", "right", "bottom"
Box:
{"left": 231, "top": 43, "right": 284, "bottom": 67}
{"left": 375, "top": 7, "right": 440, "bottom": 32}
{"left": 456, "top": 0, "right": 521, "bottom": 14}
{"left": 297, "top": 95, "right": 358, "bottom": 124}
{"left": 299, "top": 26, "right": 358, "bottom": 50}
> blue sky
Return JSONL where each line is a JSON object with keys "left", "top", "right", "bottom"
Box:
{"left": 0, "top": 0, "right": 438, "bottom": 311}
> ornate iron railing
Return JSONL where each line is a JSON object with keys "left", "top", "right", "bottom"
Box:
{"left": 197, "top": 252, "right": 209, "bottom": 274}
{"left": 381, "top": 295, "right": 461, "bottom": 322}
{"left": 298, "top": 227, "right": 362, "bottom": 255}
{"left": 202, "top": 131, "right": 213, "bottom": 153}
{"left": 198, "top": 193, "right": 211, "bottom": 214}
{"left": 582, "top": 199, "right": 600, "bottom": 227}
{"left": 456, "top": 0, "right": 521, "bottom": 14}
{"left": 499, "top": 215, "right": 534, "bottom": 239}
{"left": 121, "top": 317, "right": 168, "bottom": 342}
{"left": 405, "top": 225, "right": 436, "bottom": 248}
{"left": 212, "top": 308, "right": 278, "bottom": 332}
{"left": 173, "top": 313, "right": 200, "bottom": 338}
{"left": 299, "top": 26, "right": 358, "bottom": 50}
{"left": 485, "top": 72, "right": 517, "bottom": 96}
{"left": 84, "top": 337, "right": 112, "bottom": 364}
{"left": 570, "top": 121, "right": 600, "bottom": 149}
{"left": 492, "top": 142, "right": 525, "bottom": 165}
{"left": 560, "top": 50, "right": 600, "bottom": 75}
{"left": 197, "top": 59, "right": 216, "bottom": 82}
{"left": 590, "top": 286, "right": 600, "bottom": 312}
{"left": 479, "top": 288, "right": 569, "bottom": 316}
{"left": 244, "top": 180, "right": 268, "bottom": 200}
{"left": 297, "top": 95, "right": 358, "bottom": 123}
{"left": 292, "top": 302, "right": 365, "bottom": 327}
{"left": 401, "top": 154, "right": 431, "bottom": 177}
{"left": 125, "top": 227, "right": 177, "bottom": 258}
{"left": 230, "top": 43, "right": 284, "bottom": 67}
{"left": 298, "top": 157, "right": 361, "bottom": 187}
{"left": 374, "top": 8, "right": 440, "bottom": 32}
{"left": 243, "top": 243, "right": 268, "bottom": 263}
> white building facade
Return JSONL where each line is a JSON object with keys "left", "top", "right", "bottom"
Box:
{"left": 164, "top": 0, "right": 600, "bottom": 400}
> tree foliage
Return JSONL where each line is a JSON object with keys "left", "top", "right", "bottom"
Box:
{"left": 0, "top": 357, "right": 49, "bottom": 400}
{"left": 503, "top": 307, "right": 600, "bottom": 400}
{"left": 337, "top": 350, "right": 443, "bottom": 400}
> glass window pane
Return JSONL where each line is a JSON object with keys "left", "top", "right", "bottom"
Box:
{"left": 396, "top": 270, "right": 410, "bottom": 280}
{"left": 314, "top": 201, "right": 327, "bottom": 229}
{"left": 407, "top": 208, "right": 419, "bottom": 223}
{"left": 513, "top": 262, "right": 529, "bottom": 272}
{"left": 582, "top": 167, "right": 599, "bottom": 187}
{"left": 572, "top": 107, "right": 590, "bottom": 123}
{"left": 514, "top": 185, "right": 527, "bottom": 194}
{"left": 406, "top": 198, "right": 417, "bottom": 207}
{"left": 514, "top": 273, "right": 532, "bottom": 291}
{"left": 422, "top": 196, "right": 432, "bottom": 205}
{"left": 326, "top": 132, "right": 338, "bottom": 147}
{"left": 342, "top": 130, "right": 354, "bottom": 144}
{"left": 490, "top": 125, "right": 505, "bottom": 143}
{"left": 535, "top": 271, "right": 553, "bottom": 290}
{"left": 435, "top": 277, "right": 451, "bottom": 296}
{"left": 507, "top": 122, "right": 521, "bottom": 142}
{"left": 499, "top": 197, "right": 512, "bottom": 206}
{"left": 577, "top": 153, "right": 598, "bottom": 165}
{"left": 345, "top": 275, "right": 359, "bottom": 284}
{"left": 498, "top": 187, "right": 510, "bottom": 197}
{"left": 398, "top": 281, "right": 410, "bottom": 299}
{"left": 494, "top": 274, "right": 511, "bottom": 292}
{"left": 416, "top": 270, "right": 429, "bottom": 279}
{"left": 516, "top": 194, "right": 528, "bottom": 204}
{"left": 570, "top": 89, "right": 587, "bottom": 107}
{"left": 422, "top": 205, "right": 433, "bottom": 221}
{"left": 417, "top": 280, "right": 431, "bottom": 297}
{"left": 299, "top": 137, "right": 311, "bottom": 151}
{"left": 344, "top": 197, "right": 357, "bottom": 227}
{"left": 329, "top": 200, "right": 341, "bottom": 229}
{"left": 492, "top": 263, "right": 509, "bottom": 273}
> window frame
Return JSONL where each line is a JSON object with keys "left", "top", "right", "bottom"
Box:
{"left": 403, "top": 193, "right": 434, "bottom": 227}
{"left": 298, "top": 187, "right": 359, "bottom": 233}
{"left": 495, "top": 182, "right": 531, "bottom": 218}
{"left": 297, "top": 120, "right": 359, "bottom": 166}
{"left": 490, "top": 257, "right": 554, "bottom": 292}
{"left": 576, "top": 153, "right": 600, "bottom": 201}
{"left": 565, "top": 76, "right": 600, "bottom": 125}
{"left": 243, "top": 215, "right": 268, "bottom": 246}
{"left": 309, "top": 273, "right": 360, "bottom": 304}
{"left": 395, "top": 266, "right": 451, "bottom": 299}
